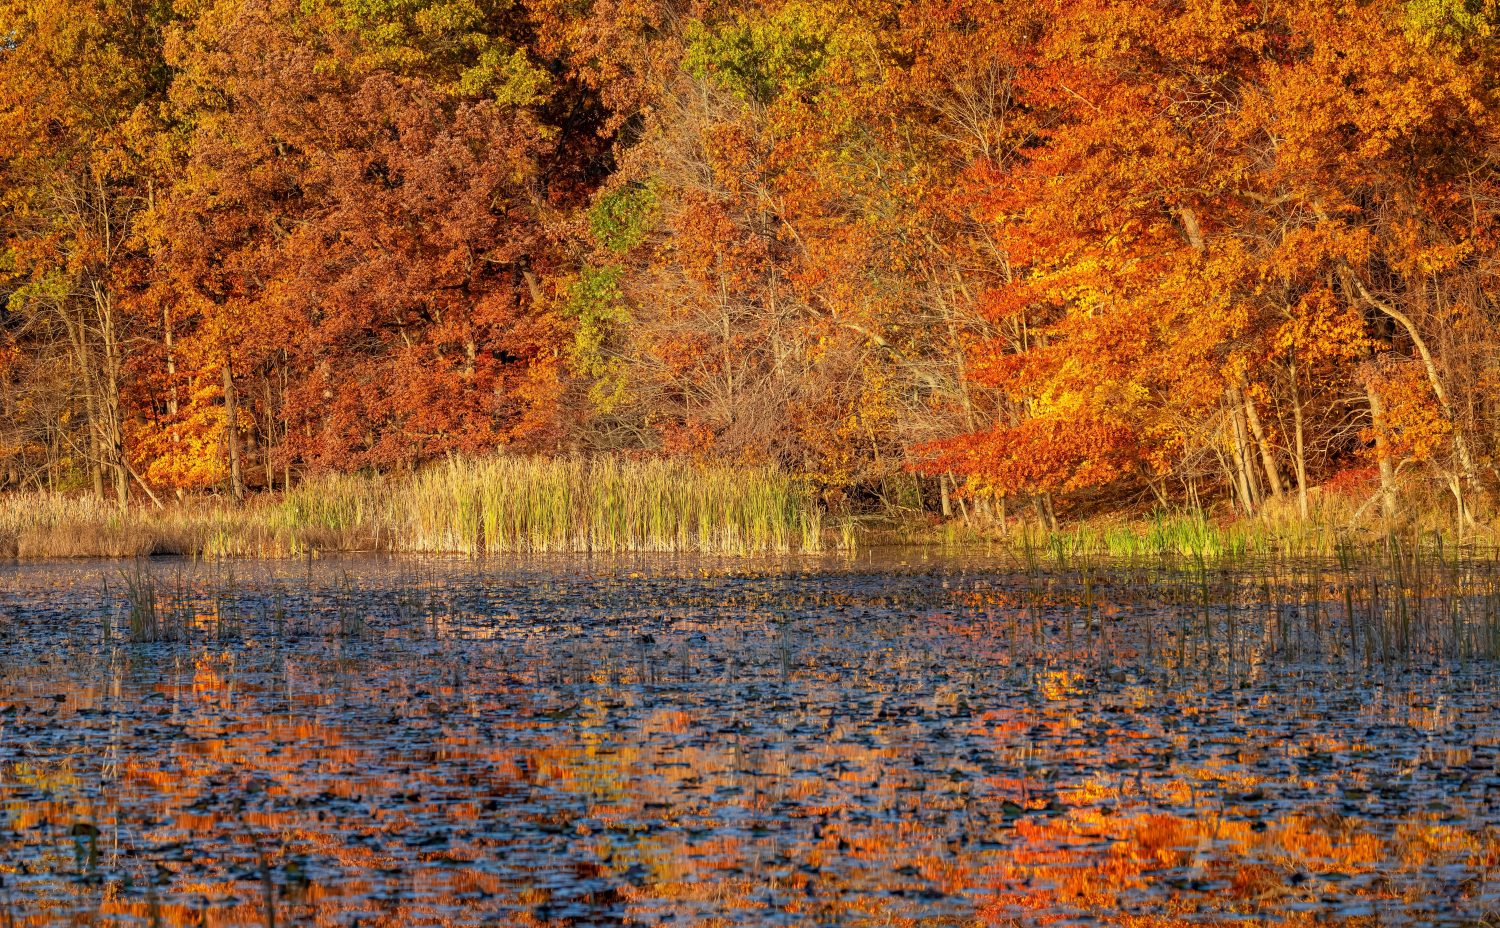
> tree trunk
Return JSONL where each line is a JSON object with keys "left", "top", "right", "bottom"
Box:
{"left": 126, "top": 458, "right": 162, "bottom": 508}
{"left": 1289, "top": 353, "right": 1310, "bottom": 520}
{"left": 84, "top": 385, "right": 104, "bottom": 501}
{"left": 1365, "top": 376, "right": 1398, "bottom": 524}
{"left": 94, "top": 364, "right": 127, "bottom": 508}
{"left": 90, "top": 442, "right": 105, "bottom": 501}
{"left": 262, "top": 375, "right": 276, "bottom": 491}
{"left": 1228, "top": 392, "right": 1259, "bottom": 514}
{"left": 1240, "top": 378, "right": 1285, "bottom": 499}
{"left": 163, "top": 306, "right": 178, "bottom": 417}
{"left": 1348, "top": 272, "right": 1488, "bottom": 513}
{"left": 90, "top": 283, "right": 128, "bottom": 507}
{"left": 1447, "top": 475, "right": 1472, "bottom": 529}
{"left": 223, "top": 359, "right": 245, "bottom": 502}
{"left": 281, "top": 353, "right": 292, "bottom": 491}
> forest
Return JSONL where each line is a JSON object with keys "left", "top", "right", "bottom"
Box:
{"left": 3, "top": 0, "right": 1500, "bottom": 533}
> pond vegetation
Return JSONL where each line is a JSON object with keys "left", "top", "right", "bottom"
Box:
{"left": 0, "top": 457, "right": 823, "bottom": 559}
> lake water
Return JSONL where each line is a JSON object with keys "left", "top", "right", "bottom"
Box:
{"left": 0, "top": 554, "right": 1497, "bottom": 926}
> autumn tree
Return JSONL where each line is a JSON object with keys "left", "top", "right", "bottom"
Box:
{"left": 923, "top": 0, "right": 1500, "bottom": 525}
{"left": 0, "top": 0, "right": 172, "bottom": 501}
{"left": 555, "top": 0, "right": 1011, "bottom": 511}
{"left": 145, "top": 0, "right": 575, "bottom": 487}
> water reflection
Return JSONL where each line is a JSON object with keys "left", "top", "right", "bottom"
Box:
{"left": 0, "top": 555, "right": 1496, "bottom": 925}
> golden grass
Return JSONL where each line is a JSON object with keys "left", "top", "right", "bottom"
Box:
{"left": 402, "top": 455, "right": 821, "bottom": 555}
{"left": 0, "top": 453, "right": 824, "bottom": 558}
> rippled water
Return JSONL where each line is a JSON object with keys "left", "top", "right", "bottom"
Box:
{"left": 0, "top": 554, "right": 1497, "bottom": 926}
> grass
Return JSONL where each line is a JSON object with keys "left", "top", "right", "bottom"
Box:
{"left": 924, "top": 492, "right": 1500, "bottom": 565}
{"left": 10, "top": 455, "right": 1492, "bottom": 563}
{"left": 921, "top": 527, "right": 1500, "bottom": 680}
{"left": 121, "top": 565, "right": 192, "bottom": 642}
{"left": 0, "top": 453, "right": 825, "bottom": 558}
{"left": 895, "top": 491, "right": 1500, "bottom": 670}
{"left": 95, "top": 512, "right": 1500, "bottom": 707}
{"left": 403, "top": 455, "right": 821, "bottom": 555}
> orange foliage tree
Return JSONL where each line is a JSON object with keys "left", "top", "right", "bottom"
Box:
{"left": 144, "top": 0, "right": 572, "bottom": 484}
{"left": 919, "top": 0, "right": 1500, "bottom": 524}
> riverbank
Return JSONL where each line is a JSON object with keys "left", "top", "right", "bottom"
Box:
{"left": 886, "top": 496, "right": 1500, "bottom": 561}
{"left": 2, "top": 454, "right": 1495, "bottom": 561}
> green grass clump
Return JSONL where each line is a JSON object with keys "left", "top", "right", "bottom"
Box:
{"left": 122, "top": 566, "right": 193, "bottom": 642}
{"left": 966, "top": 501, "right": 1497, "bottom": 568}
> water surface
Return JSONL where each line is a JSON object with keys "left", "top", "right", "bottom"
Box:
{"left": 0, "top": 554, "right": 1496, "bottom": 926}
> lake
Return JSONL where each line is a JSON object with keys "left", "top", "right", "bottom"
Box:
{"left": 1, "top": 553, "right": 1497, "bottom": 926}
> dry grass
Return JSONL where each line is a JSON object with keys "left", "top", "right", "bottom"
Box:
{"left": 402, "top": 455, "right": 821, "bottom": 555}
{"left": 0, "top": 453, "right": 824, "bottom": 558}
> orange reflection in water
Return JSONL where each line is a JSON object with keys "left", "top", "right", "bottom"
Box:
{"left": 0, "top": 558, "right": 1496, "bottom": 927}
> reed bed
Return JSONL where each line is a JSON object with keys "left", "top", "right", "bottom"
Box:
{"left": 959, "top": 506, "right": 1498, "bottom": 566}
{"left": 402, "top": 456, "right": 820, "bottom": 555}
{"left": 0, "top": 454, "right": 823, "bottom": 558}
{"left": 96, "top": 530, "right": 1500, "bottom": 675}
{"left": 971, "top": 530, "right": 1500, "bottom": 674}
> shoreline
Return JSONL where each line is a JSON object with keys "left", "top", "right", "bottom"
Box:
{"left": 3, "top": 456, "right": 1494, "bottom": 563}
{"left": 4, "top": 503, "right": 1495, "bottom": 563}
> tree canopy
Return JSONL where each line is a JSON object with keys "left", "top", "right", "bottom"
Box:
{"left": 3, "top": 0, "right": 1498, "bottom": 524}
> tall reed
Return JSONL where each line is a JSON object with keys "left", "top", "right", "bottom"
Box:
{"left": 0, "top": 454, "right": 824, "bottom": 558}
{"left": 400, "top": 454, "right": 821, "bottom": 555}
